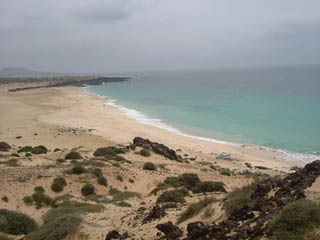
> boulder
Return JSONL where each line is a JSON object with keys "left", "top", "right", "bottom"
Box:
{"left": 156, "top": 221, "right": 183, "bottom": 240}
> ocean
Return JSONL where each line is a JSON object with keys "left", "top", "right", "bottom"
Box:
{"left": 86, "top": 66, "right": 320, "bottom": 162}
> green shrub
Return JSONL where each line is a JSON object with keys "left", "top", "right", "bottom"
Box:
{"left": 34, "top": 186, "right": 45, "bottom": 193}
{"left": 17, "top": 146, "right": 33, "bottom": 153}
{"left": 32, "top": 191, "right": 52, "bottom": 208}
{"left": 11, "top": 153, "right": 19, "bottom": 157}
{"left": 177, "top": 198, "right": 216, "bottom": 224}
{"left": 23, "top": 196, "right": 33, "bottom": 206}
{"left": 112, "top": 163, "right": 121, "bottom": 168}
{"left": 97, "top": 176, "right": 108, "bottom": 186}
{"left": 69, "top": 165, "right": 86, "bottom": 174}
{"left": 0, "top": 159, "right": 19, "bottom": 167}
{"left": 270, "top": 199, "right": 320, "bottom": 240}
{"left": 139, "top": 149, "right": 150, "bottom": 157}
{"left": 157, "top": 189, "right": 188, "bottom": 203}
{"left": 220, "top": 168, "right": 231, "bottom": 176}
{"left": 0, "top": 142, "right": 11, "bottom": 152}
{"left": 65, "top": 151, "right": 82, "bottom": 160}
{"left": 25, "top": 153, "right": 32, "bottom": 157}
{"left": 129, "top": 178, "right": 135, "bottom": 183}
{"left": 31, "top": 145, "right": 48, "bottom": 154}
{"left": 56, "top": 158, "right": 66, "bottom": 164}
{"left": 81, "top": 184, "right": 95, "bottom": 196}
{"left": 192, "top": 181, "right": 226, "bottom": 193}
{"left": 93, "top": 146, "right": 125, "bottom": 157}
{"left": 223, "top": 180, "right": 259, "bottom": 216}
{"left": 0, "top": 209, "right": 38, "bottom": 235}
{"left": 143, "top": 162, "right": 157, "bottom": 171}
{"left": 89, "top": 167, "right": 102, "bottom": 177}
{"left": 51, "top": 177, "right": 67, "bottom": 192}
{"left": 161, "top": 202, "right": 178, "bottom": 210}
{"left": 27, "top": 214, "right": 81, "bottom": 240}
{"left": 109, "top": 188, "right": 140, "bottom": 202}
{"left": 116, "top": 175, "right": 123, "bottom": 182}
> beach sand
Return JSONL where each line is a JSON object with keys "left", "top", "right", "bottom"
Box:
{"left": 0, "top": 83, "right": 309, "bottom": 239}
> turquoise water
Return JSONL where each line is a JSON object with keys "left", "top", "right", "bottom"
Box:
{"left": 86, "top": 66, "right": 320, "bottom": 161}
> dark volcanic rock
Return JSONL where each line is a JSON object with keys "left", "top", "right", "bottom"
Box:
{"left": 156, "top": 221, "right": 183, "bottom": 240}
{"left": 133, "top": 137, "right": 178, "bottom": 160}
{"left": 187, "top": 222, "right": 212, "bottom": 240}
{"left": 143, "top": 205, "right": 166, "bottom": 223}
{"left": 105, "top": 230, "right": 127, "bottom": 240}
{"left": 184, "top": 160, "right": 320, "bottom": 240}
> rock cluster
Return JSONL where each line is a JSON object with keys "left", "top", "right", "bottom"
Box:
{"left": 143, "top": 205, "right": 166, "bottom": 224}
{"left": 133, "top": 137, "right": 178, "bottom": 160}
{"left": 183, "top": 160, "right": 320, "bottom": 240}
{"left": 156, "top": 221, "right": 183, "bottom": 240}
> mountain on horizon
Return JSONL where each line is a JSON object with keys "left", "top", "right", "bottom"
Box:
{"left": 0, "top": 67, "right": 84, "bottom": 78}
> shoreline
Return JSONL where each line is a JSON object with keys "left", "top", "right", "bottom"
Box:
{"left": 84, "top": 86, "right": 318, "bottom": 164}
{"left": 0, "top": 82, "right": 309, "bottom": 172}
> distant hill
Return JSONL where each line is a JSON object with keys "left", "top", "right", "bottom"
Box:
{"left": 0, "top": 67, "right": 80, "bottom": 78}
{"left": 0, "top": 67, "right": 56, "bottom": 77}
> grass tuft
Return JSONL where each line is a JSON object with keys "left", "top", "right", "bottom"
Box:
{"left": 177, "top": 198, "right": 216, "bottom": 224}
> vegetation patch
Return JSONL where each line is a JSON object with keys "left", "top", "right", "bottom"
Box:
{"left": 192, "top": 181, "right": 226, "bottom": 194}
{"left": 0, "top": 142, "right": 11, "bottom": 152}
{"left": 51, "top": 177, "right": 67, "bottom": 192}
{"left": 65, "top": 151, "right": 83, "bottom": 160}
{"left": 89, "top": 167, "right": 102, "bottom": 177}
{"left": 109, "top": 188, "right": 140, "bottom": 202}
{"left": 66, "top": 165, "right": 86, "bottom": 175}
{"left": 139, "top": 149, "right": 151, "bottom": 157}
{"left": 177, "top": 198, "right": 216, "bottom": 224}
{"left": 81, "top": 184, "right": 95, "bottom": 196}
{"left": 223, "top": 179, "right": 259, "bottom": 216}
{"left": 93, "top": 146, "right": 126, "bottom": 157}
{"left": 151, "top": 173, "right": 201, "bottom": 194}
{"left": 97, "top": 176, "right": 108, "bottom": 186}
{"left": 0, "top": 209, "right": 38, "bottom": 235}
{"left": 116, "top": 175, "right": 123, "bottom": 182}
{"left": 17, "top": 145, "right": 48, "bottom": 154}
{"left": 27, "top": 214, "right": 81, "bottom": 240}
{"left": 143, "top": 162, "right": 157, "bottom": 171}
{"left": 0, "top": 159, "right": 19, "bottom": 167}
{"left": 31, "top": 145, "right": 48, "bottom": 155}
{"left": 157, "top": 188, "right": 189, "bottom": 204}
{"left": 17, "top": 146, "right": 33, "bottom": 153}
{"left": 270, "top": 199, "right": 320, "bottom": 240}
{"left": 23, "top": 188, "right": 52, "bottom": 208}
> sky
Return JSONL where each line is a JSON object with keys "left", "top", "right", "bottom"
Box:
{"left": 0, "top": 0, "right": 320, "bottom": 73}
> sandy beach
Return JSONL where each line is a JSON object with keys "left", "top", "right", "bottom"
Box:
{"left": 0, "top": 82, "right": 313, "bottom": 240}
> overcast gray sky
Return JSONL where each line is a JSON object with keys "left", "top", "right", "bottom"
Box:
{"left": 1, "top": 0, "right": 320, "bottom": 73}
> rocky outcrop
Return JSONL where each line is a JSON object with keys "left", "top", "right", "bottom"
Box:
{"left": 184, "top": 160, "right": 320, "bottom": 240}
{"left": 105, "top": 230, "right": 128, "bottom": 240}
{"left": 156, "top": 221, "right": 183, "bottom": 240}
{"left": 133, "top": 137, "right": 179, "bottom": 160}
{"left": 143, "top": 205, "right": 166, "bottom": 224}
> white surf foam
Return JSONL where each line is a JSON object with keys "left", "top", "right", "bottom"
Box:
{"left": 84, "top": 87, "right": 319, "bottom": 163}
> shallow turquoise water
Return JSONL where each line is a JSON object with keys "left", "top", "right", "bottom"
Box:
{"left": 87, "top": 66, "right": 320, "bottom": 160}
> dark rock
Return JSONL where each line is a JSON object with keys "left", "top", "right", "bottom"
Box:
{"left": 143, "top": 205, "right": 166, "bottom": 223}
{"left": 105, "top": 230, "right": 124, "bottom": 240}
{"left": 133, "top": 137, "right": 178, "bottom": 160}
{"left": 156, "top": 221, "right": 183, "bottom": 240}
{"left": 187, "top": 221, "right": 211, "bottom": 240}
